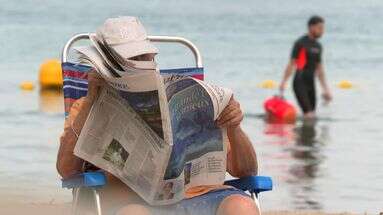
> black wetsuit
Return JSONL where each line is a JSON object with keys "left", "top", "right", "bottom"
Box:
{"left": 291, "top": 35, "right": 322, "bottom": 113}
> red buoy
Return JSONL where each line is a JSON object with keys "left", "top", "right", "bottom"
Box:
{"left": 264, "top": 96, "right": 297, "bottom": 123}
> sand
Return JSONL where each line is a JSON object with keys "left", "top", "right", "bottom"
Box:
{"left": 264, "top": 212, "right": 357, "bottom": 215}
{"left": 0, "top": 202, "right": 70, "bottom": 215}
{"left": 0, "top": 202, "right": 360, "bottom": 215}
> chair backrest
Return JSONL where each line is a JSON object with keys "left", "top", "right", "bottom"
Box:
{"left": 62, "top": 63, "right": 204, "bottom": 117}
{"left": 62, "top": 62, "right": 91, "bottom": 117}
{"left": 61, "top": 34, "right": 204, "bottom": 118}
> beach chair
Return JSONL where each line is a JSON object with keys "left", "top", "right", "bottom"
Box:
{"left": 61, "top": 33, "right": 273, "bottom": 215}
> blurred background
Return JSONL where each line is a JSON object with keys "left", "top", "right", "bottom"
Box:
{"left": 1, "top": 0, "right": 382, "bottom": 213}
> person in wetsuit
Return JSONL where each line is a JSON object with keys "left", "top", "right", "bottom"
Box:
{"left": 279, "top": 15, "right": 332, "bottom": 118}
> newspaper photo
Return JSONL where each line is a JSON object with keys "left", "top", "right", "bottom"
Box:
{"left": 73, "top": 34, "right": 233, "bottom": 205}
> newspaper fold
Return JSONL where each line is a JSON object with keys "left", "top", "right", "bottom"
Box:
{"left": 73, "top": 39, "right": 233, "bottom": 205}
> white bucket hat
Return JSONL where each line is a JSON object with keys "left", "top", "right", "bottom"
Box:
{"left": 96, "top": 16, "right": 158, "bottom": 59}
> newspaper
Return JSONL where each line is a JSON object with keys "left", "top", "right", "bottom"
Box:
{"left": 73, "top": 37, "right": 232, "bottom": 205}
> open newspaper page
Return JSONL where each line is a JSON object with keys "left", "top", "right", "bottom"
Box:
{"left": 153, "top": 77, "right": 232, "bottom": 203}
{"left": 74, "top": 73, "right": 173, "bottom": 205}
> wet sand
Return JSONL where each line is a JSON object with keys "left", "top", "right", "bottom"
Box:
{"left": 0, "top": 202, "right": 359, "bottom": 215}
{"left": 0, "top": 202, "right": 70, "bottom": 215}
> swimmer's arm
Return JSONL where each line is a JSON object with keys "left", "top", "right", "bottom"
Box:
{"left": 316, "top": 63, "right": 332, "bottom": 101}
{"left": 216, "top": 97, "right": 258, "bottom": 177}
{"left": 280, "top": 59, "right": 296, "bottom": 93}
{"left": 316, "top": 63, "right": 329, "bottom": 92}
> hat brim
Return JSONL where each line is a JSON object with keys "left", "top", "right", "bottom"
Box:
{"left": 110, "top": 40, "right": 158, "bottom": 59}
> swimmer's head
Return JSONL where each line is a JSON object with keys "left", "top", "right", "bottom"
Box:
{"left": 307, "top": 15, "right": 325, "bottom": 39}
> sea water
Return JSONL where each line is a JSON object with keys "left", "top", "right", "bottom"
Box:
{"left": 0, "top": 0, "right": 382, "bottom": 213}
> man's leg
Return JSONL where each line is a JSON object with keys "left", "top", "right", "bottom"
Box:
{"left": 216, "top": 194, "right": 260, "bottom": 215}
{"left": 304, "top": 86, "right": 317, "bottom": 119}
{"left": 152, "top": 188, "right": 255, "bottom": 215}
{"left": 304, "top": 111, "right": 315, "bottom": 119}
{"left": 293, "top": 76, "right": 316, "bottom": 119}
{"left": 114, "top": 188, "right": 256, "bottom": 215}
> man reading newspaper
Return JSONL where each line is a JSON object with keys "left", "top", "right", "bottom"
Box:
{"left": 57, "top": 16, "right": 259, "bottom": 215}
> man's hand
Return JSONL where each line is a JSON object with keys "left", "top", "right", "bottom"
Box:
{"left": 279, "top": 59, "right": 295, "bottom": 96}
{"left": 322, "top": 89, "right": 332, "bottom": 103}
{"left": 85, "top": 71, "right": 105, "bottom": 104}
{"left": 216, "top": 97, "right": 243, "bottom": 129}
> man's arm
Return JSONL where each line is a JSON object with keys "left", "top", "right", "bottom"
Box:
{"left": 56, "top": 72, "right": 103, "bottom": 179}
{"left": 56, "top": 99, "right": 92, "bottom": 178}
{"left": 316, "top": 63, "right": 332, "bottom": 102}
{"left": 226, "top": 126, "right": 258, "bottom": 177}
{"left": 280, "top": 40, "right": 301, "bottom": 94}
{"left": 216, "top": 97, "right": 258, "bottom": 177}
{"left": 279, "top": 59, "right": 296, "bottom": 94}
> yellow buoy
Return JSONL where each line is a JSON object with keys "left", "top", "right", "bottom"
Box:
{"left": 258, "top": 80, "right": 277, "bottom": 89}
{"left": 337, "top": 80, "right": 353, "bottom": 89}
{"left": 20, "top": 81, "right": 35, "bottom": 91}
{"left": 39, "top": 59, "right": 62, "bottom": 89}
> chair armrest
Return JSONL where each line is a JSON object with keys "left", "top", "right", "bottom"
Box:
{"left": 224, "top": 176, "right": 273, "bottom": 194}
{"left": 62, "top": 171, "right": 107, "bottom": 189}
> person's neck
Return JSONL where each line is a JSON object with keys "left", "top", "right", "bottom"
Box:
{"left": 307, "top": 33, "right": 316, "bottom": 40}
